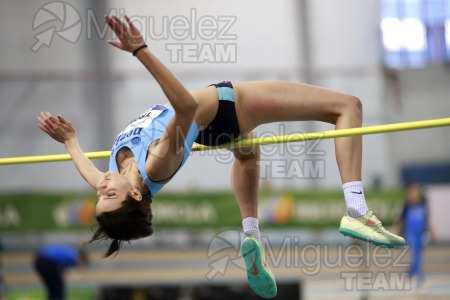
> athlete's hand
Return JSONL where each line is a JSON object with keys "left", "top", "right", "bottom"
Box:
{"left": 38, "top": 112, "right": 75, "bottom": 144}
{"left": 105, "top": 15, "right": 145, "bottom": 53}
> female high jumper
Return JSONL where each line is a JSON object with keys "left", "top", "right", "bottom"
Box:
{"left": 38, "top": 15, "right": 405, "bottom": 299}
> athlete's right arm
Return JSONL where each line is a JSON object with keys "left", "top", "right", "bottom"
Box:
{"left": 38, "top": 112, "right": 104, "bottom": 189}
{"left": 104, "top": 15, "right": 198, "bottom": 179}
{"left": 104, "top": 15, "right": 198, "bottom": 115}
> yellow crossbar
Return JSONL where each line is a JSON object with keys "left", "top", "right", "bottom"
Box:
{"left": 1, "top": 117, "right": 449, "bottom": 165}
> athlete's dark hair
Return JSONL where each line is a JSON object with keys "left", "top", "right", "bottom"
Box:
{"left": 87, "top": 196, "right": 153, "bottom": 257}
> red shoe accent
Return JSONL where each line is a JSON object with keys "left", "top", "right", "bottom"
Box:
{"left": 251, "top": 257, "right": 259, "bottom": 275}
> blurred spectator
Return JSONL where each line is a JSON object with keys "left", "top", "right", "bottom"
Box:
{"left": 33, "top": 244, "right": 89, "bottom": 300}
{"left": 396, "top": 183, "right": 435, "bottom": 287}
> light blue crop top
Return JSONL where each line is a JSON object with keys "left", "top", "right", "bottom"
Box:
{"left": 109, "top": 105, "right": 199, "bottom": 198}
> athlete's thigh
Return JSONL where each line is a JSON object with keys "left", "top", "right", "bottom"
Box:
{"left": 233, "top": 81, "right": 356, "bottom": 133}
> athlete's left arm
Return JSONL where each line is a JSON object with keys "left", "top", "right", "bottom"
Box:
{"left": 38, "top": 112, "right": 105, "bottom": 189}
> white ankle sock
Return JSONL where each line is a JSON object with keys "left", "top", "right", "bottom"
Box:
{"left": 343, "top": 181, "right": 368, "bottom": 217}
{"left": 242, "top": 217, "right": 261, "bottom": 243}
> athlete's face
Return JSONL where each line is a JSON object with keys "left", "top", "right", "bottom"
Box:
{"left": 96, "top": 172, "right": 135, "bottom": 214}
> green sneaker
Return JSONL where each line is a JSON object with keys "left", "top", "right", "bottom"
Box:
{"left": 240, "top": 236, "right": 277, "bottom": 298}
{"left": 339, "top": 209, "right": 406, "bottom": 248}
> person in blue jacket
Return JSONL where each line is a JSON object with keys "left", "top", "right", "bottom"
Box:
{"left": 398, "top": 183, "right": 435, "bottom": 287}
{"left": 33, "top": 244, "right": 89, "bottom": 300}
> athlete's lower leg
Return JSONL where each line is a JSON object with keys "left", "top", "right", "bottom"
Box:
{"left": 333, "top": 96, "right": 369, "bottom": 217}
{"left": 230, "top": 134, "right": 261, "bottom": 242}
{"left": 230, "top": 134, "right": 278, "bottom": 298}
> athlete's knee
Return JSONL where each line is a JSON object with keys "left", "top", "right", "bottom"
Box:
{"left": 232, "top": 133, "right": 260, "bottom": 160}
{"left": 347, "top": 95, "right": 362, "bottom": 115}
{"left": 233, "top": 145, "right": 260, "bottom": 161}
{"left": 340, "top": 95, "right": 363, "bottom": 121}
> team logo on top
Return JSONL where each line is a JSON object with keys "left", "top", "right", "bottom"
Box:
{"left": 131, "top": 137, "right": 141, "bottom": 145}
